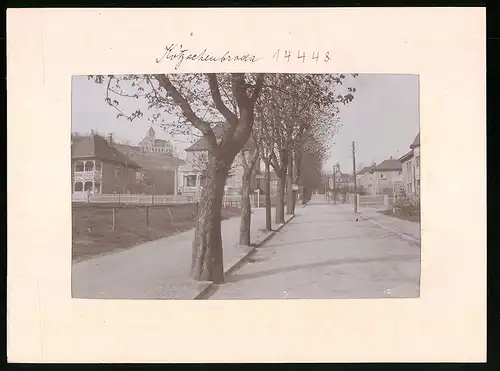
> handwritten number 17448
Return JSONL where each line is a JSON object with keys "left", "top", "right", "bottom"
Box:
{"left": 272, "top": 49, "right": 331, "bottom": 63}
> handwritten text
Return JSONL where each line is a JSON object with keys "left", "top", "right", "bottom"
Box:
{"left": 156, "top": 44, "right": 261, "bottom": 70}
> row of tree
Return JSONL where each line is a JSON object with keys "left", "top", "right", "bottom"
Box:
{"left": 89, "top": 73, "right": 357, "bottom": 283}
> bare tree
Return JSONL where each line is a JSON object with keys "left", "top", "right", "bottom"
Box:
{"left": 89, "top": 73, "right": 264, "bottom": 283}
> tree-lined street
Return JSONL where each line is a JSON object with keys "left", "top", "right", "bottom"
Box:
{"left": 201, "top": 195, "right": 421, "bottom": 300}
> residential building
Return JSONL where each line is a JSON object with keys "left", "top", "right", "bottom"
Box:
{"left": 71, "top": 133, "right": 142, "bottom": 195}
{"left": 398, "top": 132, "right": 420, "bottom": 196}
{"left": 356, "top": 166, "right": 374, "bottom": 194}
{"left": 178, "top": 122, "right": 260, "bottom": 194}
{"left": 336, "top": 173, "right": 354, "bottom": 189}
{"left": 370, "top": 157, "right": 403, "bottom": 195}
{"left": 114, "top": 127, "right": 185, "bottom": 195}
{"left": 255, "top": 170, "right": 280, "bottom": 195}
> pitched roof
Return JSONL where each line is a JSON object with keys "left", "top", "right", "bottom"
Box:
{"left": 398, "top": 150, "right": 414, "bottom": 163}
{"left": 374, "top": 159, "right": 402, "bottom": 172}
{"left": 114, "top": 143, "right": 185, "bottom": 169}
{"left": 410, "top": 133, "right": 420, "bottom": 149}
{"left": 357, "top": 166, "right": 372, "bottom": 175}
{"left": 72, "top": 134, "right": 141, "bottom": 168}
{"left": 185, "top": 122, "right": 230, "bottom": 152}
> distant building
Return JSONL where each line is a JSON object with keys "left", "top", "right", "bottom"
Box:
{"left": 356, "top": 166, "right": 374, "bottom": 193}
{"left": 178, "top": 122, "right": 260, "bottom": 193}
{"left": 139, "top": 126, "right": 175, "bottom": 155}
{"left": 71, "top": 133, "right": 142, "bottom": 195}
{"left": 369, "top": 157, "right": 403, "bottom": 195}
{"left": 336, "top": 173, "right": 354, "bottom": 189}
{"left": 114, "top": 127, "right": 185, "bottom": 195}
{"left": 398, "top": 133, "right": 420, "bottom": 196}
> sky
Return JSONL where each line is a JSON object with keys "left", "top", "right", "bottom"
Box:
{"left": 72, "top": 74, "right": 419, "bottom": 169}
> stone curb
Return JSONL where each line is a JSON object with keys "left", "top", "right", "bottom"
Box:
{"left": 359, "top": 214, "right": 421, "bottom": 245}
{"left": 193, "top": 213, "right": 296, "bottom": 299}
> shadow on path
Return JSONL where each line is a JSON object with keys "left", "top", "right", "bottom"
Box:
{"left": 225, "top": 254, "right": 420, "bottom": 284}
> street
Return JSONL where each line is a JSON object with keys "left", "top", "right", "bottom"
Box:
{"left": 202, "top": 195, "right": 421, "bottom": 299}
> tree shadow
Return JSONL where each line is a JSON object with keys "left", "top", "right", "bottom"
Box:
{"left": 262, "top": 233, "right": 395, "bottom": 249}
{"left": 225, "top": 254, "right": 421, "bottom": 284}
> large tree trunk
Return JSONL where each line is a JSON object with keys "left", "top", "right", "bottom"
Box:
{"left": 264, "top": 160, "right": 272, "bottom": 231}
{"left": 191, "top": 155, "right": 230, "bottom": 283}
{"left": 239, "top": 169, "right": 253, "bottom": 246}
{"left": 286, "top": 152, "right": 294, "bottom": 215}
{"left": 275, "top": 175, "right": 286, "bottom": 224}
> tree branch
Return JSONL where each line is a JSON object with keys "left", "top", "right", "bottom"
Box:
{"left": 250, "top": 74, "right": 265, "bottom": 104}
{"left": 154, "top": 74, "right": 219, "bottom": 156}
{"left": 206, "top": 73, "right": 238, "bottom": 124}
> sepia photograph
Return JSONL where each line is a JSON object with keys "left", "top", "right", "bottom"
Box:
{"left": 71, "top": 73, "right": 421, "bottom": 300}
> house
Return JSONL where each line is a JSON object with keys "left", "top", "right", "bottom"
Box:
{"left": 71, "top": 133, "right": 142, "bottom": 195}
{"left": 255, "top": 170, "right": 280, "bottom": 195}
{"left": 336, "top": 173, "right": 354, "bottom": 189}
{"left": 356, "top": 166, "right": 374, "bottom": 193}
{"left": 178, "top": 122, "right": 260, "bottom": 194}
{"left": 398, "top": 132, "right": 420, "bottom": 196}
{"left": 114, "top": 127, "right": 185, "bottom": 195}
{"left": 370, "top": 157, "right": 403, "bottom": 195}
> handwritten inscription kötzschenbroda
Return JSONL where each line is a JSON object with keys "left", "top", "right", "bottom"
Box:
{"left": 156, "top": 44, "right": 261, "bottom": 70}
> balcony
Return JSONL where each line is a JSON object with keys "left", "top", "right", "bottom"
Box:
{"left": 73, "top": 170, "right": 102, "bottom": 182}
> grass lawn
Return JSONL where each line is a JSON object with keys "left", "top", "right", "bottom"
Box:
{"left": 72, "top": 203, "right": 240, "bottom": 262}
{"left": 379, "top": 209, "right": 420, "bottom": 223}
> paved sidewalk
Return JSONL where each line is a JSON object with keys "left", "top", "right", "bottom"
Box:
{"left": 204, "top": 196, "right": 421, "bottom": 300}
{"left": 358, "top": 206, "right": 421, "bottom": 242}
{"left": 72, "top": 207, "right": 292, "bottom": 300}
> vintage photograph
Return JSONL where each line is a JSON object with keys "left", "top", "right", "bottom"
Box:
{"left": 71, "top": 73, "right": 421, "bottom": 300}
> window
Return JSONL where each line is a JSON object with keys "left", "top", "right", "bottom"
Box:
{"left": 380, "top": 173, "right": 385, "bottom": 179}
{"left": 416, "top": 156, "right": 420, "bottom": 167}
{"left": 95, "top": 160, "right": 102, "bottom": 172}
{"left": 398, "top": 170, "right": 402, "bottom": 175}
{"left": 94, "top": 182, "right": 101, "bottom": 193}
{"left": 84, "top": 161, "right": 94, "bottom": 171}
{"left": 136, "top": 171, "right": 142, "bottom": 181}
{"left": 84, "top": 181, "right": 93, "bottom": 192}
{"left": 75, "top": 161, "right": 84, "bottom": 172}
{"left": 407, "top": 183, "right": 411, "bottom": 193}
{"left": 185, "top": 175, "right": 196, "bottom": 187}
{"left": 74, "top": 182, "right": 83, "bottom": 192}
{"left": 407, "top": 162, "right": 411, "bottom": 172}
{"left": 115, "top": 166, "right": 120, "bottom": 178}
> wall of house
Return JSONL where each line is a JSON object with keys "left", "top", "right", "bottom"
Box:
{"left": 401, "top": 148, "right": 420, "bottom": 195}
{"left": 101, "top": 162, "right": 140, "bottom": 194}
{"left": 414, "top": 146, "right": 421, "bottom": 185}
{"left": 357, "top": 173, "right": 373, "bottom": 194}
{"left": 401, "top": 157, "right": 414, "bottom": 194}
{"left": 179, "top": 150, "right": 254, "bottom": 192}
{"left": 373, "top": 170, "right": 403, "bottom": 195}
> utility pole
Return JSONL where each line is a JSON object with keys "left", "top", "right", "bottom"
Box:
{"left": 352, "top": 141, "right": 358, "bottom": 214}
{"left": 332, "top": 164, "right": 336, "bottom": 205}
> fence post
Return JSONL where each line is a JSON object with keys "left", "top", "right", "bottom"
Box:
{"left": 356, "top": 194, "right": 360, "bottom": 206}
{"left": 146, "top": 206, "right": 149, "bottom": 225}
{"left": 112, "top": 207, "right": 116, "bottom": 231}
{"left": 384, "top": 194, "right": 389, "bottom": 206}
{"left": 152, "top": 195, "right": 155, "bottom": 205}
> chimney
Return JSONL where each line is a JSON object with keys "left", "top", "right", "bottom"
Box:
{"left": 108, "top": 133, "right": 113, "bottom": 145}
